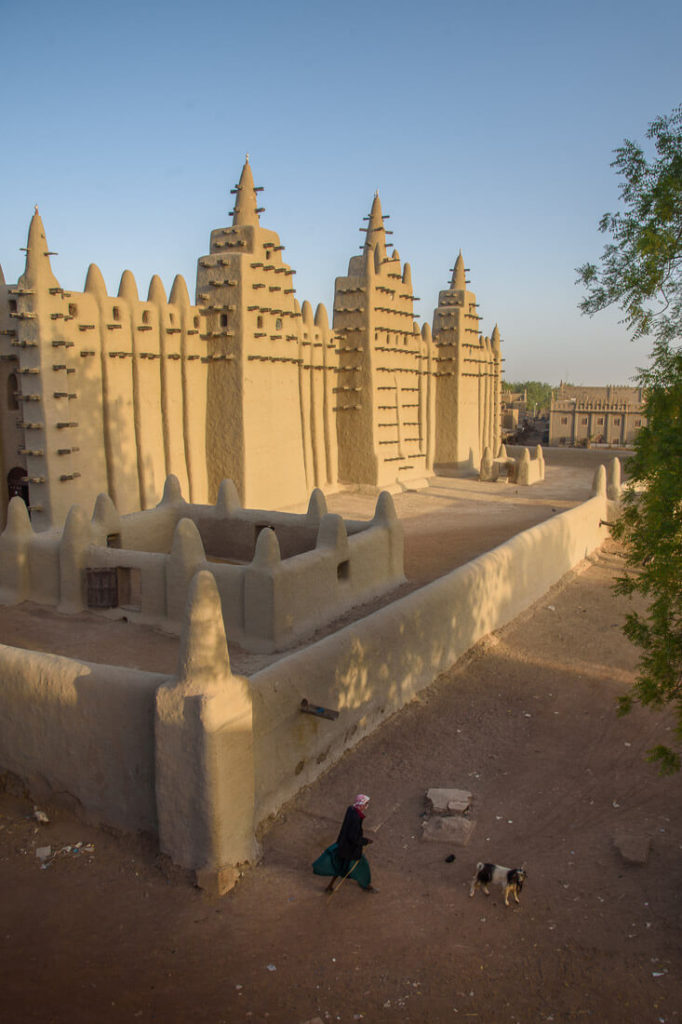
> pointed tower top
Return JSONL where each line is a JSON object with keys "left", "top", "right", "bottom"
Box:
{"left": 363, "top": 192, "right": 387, "bottom": 265}
{"left": 232, "top": 158, "right": 260, "bottom": 228}
{"left": 20, "top": 207, "right": 59, "bottom": 288}
{"left": 450, "top": 250, "right": 466, "bottom": 290}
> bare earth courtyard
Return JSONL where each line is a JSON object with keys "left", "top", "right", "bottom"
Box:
{"left": 0, "top": 450, "right": 681, "bottom": 1024}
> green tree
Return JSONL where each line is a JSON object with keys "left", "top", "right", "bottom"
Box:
{"left": 577, "top": 104, "right": 682, "bottom": 773}
{"left": 502, "top": 380, "right": 554, "bottom": 413}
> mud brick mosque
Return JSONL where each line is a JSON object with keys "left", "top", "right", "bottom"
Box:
{"left": 0, "top": 158, "right": 502, "bottom": 531}
{"left": 0, "top": 161, "right": 625, "bottom": 892}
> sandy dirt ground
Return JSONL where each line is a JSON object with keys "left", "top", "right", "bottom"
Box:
{"left": 1, "top": 450, "right": 681, "bottom": 1024}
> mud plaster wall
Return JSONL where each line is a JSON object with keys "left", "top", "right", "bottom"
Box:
{"left": 0, "top": 488, "right": 610, "bottom": 882}
{"left": 0, "top": 645, "right": 163, "bottom": 833}
{"left": 0, "top": 484, "right": 404, "bottom": 652}
{"left": 249, "top": 492, "right": 609, "bottom": 829}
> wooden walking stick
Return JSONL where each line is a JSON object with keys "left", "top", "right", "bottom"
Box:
{"left": 327, "top": 859, "right": 359, "bottom": 897}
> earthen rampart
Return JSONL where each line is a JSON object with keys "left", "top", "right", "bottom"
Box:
{"left": 0, "top": 476, "right": 404, "bottom": 653}
{"left": 0, "top": 464, "right": 617, "bottom": 893}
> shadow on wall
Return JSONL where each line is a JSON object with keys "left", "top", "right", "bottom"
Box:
{"left": 0, "top": 643, "right": 162, "bottom": 834}
{"left": 248, "top": 475, "right": 613, "bottom": 828}
{"left": 0, "top": 459, "right": 618, "bottom": 893}
{"left": 0, "top": 479, "right": 405, "bottom": 654}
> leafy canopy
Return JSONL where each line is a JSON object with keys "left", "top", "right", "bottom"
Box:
{"left": 578, "top": 105, "right": 682, "bottom": 774}
{"left": 577, "top": 105, "right": 682, "bottom": 345}
{"left": 501, "top": 380, "right": 554, "bottom": 412}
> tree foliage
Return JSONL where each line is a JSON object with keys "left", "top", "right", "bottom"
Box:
{"left": 577, "top": 105, "right": 682, "bottom": 345}
{"left": 501, "top": 380, "right": 554, "bottom": 413}
{"left": 578, "top": 105, "right": 682, "bottom": 773}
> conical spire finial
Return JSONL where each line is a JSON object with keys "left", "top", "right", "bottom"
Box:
{"left": 20, "top": 207, "right": 59, "bottom": 288}
{"left": 363, "top": 192, "right": 386, "bottom": 265}
{"left": 450, "top": 250, "right": 466, "bottom": 290}
{"left": 232, "top": 158, "right": 260, "bottom": 228}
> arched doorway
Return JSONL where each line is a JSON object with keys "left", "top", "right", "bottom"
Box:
{"left": 7, "top": 466, "right": 29, "bottom": 510}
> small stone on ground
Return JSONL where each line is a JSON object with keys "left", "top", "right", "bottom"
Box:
{"left": 425, "top": 787, "right": 472, "bottom": 815}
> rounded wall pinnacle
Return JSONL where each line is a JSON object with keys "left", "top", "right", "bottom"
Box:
{"left": 118, "top": 269, "right": 139, "bottom": 302}
{"left": 314, "top": 303, "right": 329, "bottom": 331}
{"left": 148, "top": 274, "right": 167, "bottom": 304}
{"left": 84, "top": 263, "right": 107, "bottom": 296}
{"left": 169, "top": 275, "right": 191, "bottom": 307}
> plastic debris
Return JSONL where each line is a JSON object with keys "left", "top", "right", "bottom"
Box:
{"left": 266, "top": 964, "right": 276, "bottom": 972}
{"left": 35, "top": 846, "right": 51, "bottom": 860}
{"left": 33, "top": 808, "right": 49, "bottom": 824}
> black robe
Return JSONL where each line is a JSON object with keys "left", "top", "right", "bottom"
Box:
{"left": 335, "top": 805, "right": 368, "bottom": 862}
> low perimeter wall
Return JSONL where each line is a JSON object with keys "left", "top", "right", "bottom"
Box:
{"left": 0, "top": 480, "right": 612, "bottom": 893}
{"left": 249, "top": 491, "right": 609, "bottom": 828}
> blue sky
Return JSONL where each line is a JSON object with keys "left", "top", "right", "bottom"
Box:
{"left": 1, "top": 0, "right": 680, "bottom": 385}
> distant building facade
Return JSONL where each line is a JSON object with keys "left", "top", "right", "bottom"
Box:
{"left": 0, "top": 160, "right": 503, "bottom": 530}
{"left": 501, "top": 389, "right": 527, "bottom": 433}
{"left": 549, "top": 383, "right": 646, "bottom": 446}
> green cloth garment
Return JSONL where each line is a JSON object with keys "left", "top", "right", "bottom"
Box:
{"left": 312, "top": 842, "right": 372, "bottom": 889}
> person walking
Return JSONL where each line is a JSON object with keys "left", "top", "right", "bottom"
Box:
{"left": 313, "top": 794, "right": 377, "bottom": 893}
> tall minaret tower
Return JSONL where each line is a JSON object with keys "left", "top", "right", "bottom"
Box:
{"left": 432, "top": 252, "right": 496, "bottom": 468}
{"left": 197, "top": 158, "right": 307, "bottom": 508}
{"left": 333, "top": 194, "right": 430, "bottom": 489}
{"left": 4, "top": 210, "right": 108, "bottom": 530}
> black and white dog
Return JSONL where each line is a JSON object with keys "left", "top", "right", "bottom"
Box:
{"left": 469, "top": 862, "right": 527, "bottom": 906}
